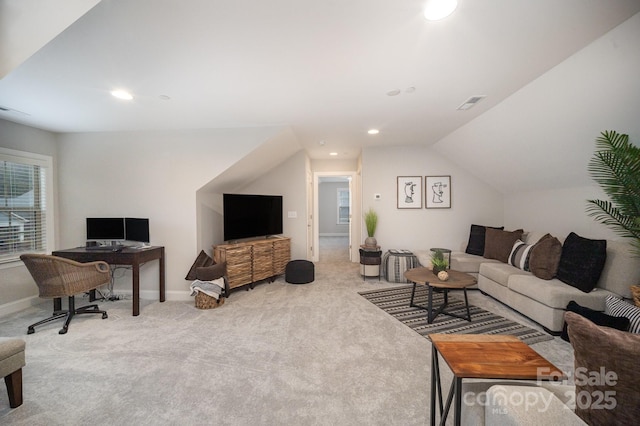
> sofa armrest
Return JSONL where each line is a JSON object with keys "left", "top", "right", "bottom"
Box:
{"left": 484, "top": 385, "right": 585, "bottom": 425}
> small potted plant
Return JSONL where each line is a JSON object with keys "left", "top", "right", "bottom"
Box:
{"left": 364, "top": 208, "right": 378, "bottom": 248}
{"left": 430, "top": 249, "right": 449, "bottom": 274}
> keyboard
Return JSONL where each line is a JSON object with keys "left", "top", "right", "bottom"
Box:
{"left": 85, "top": 245, "right": 124, "bottom": 251}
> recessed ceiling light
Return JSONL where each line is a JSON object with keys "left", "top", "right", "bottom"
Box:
{"left": 405, "top": 87, "right": 416, "bottom": 94}
{"left": 368, "top": 129, "right": 380, "bottom": 135}
{"left": 329, "top": 152, "right": 338, "bottom": 156}
{"left": 424, "top": 0, "right": 458, "bottom": 21}
{"left": 158, "top": 95, "right": 171, "bottom": 101}
{"left": 387, "top": 89, "right": 401, "bottom": 96}
{"left": 111, "top": 89, "right": 133, "bottom": 100}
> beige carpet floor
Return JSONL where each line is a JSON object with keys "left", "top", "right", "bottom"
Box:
{"left": 0, "top": 239, "right": 574, "bottom": 425}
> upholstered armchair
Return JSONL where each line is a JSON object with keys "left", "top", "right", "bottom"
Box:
{"left": 20, "top": 254, "right": 110, "bottom": 335}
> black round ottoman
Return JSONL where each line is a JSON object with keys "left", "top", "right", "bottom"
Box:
{"left": 285, "top": 260, "right": 315, "bottom": 284}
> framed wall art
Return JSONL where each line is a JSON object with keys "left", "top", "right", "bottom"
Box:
{"left": 425, "top": 175, "right": 451, "bottom": 209}
{"left": 397, "top": 176, "right": 422, "bottom": 209}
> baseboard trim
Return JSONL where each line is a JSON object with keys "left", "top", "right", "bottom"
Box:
{"left": 1, "top": 291, "right": 201, "bottom": 317}
{"left": 110, "top": 289, "right": 193, "bottom": 303}
{"left": 0, "top": 296, "right": 45, "bottom": 318}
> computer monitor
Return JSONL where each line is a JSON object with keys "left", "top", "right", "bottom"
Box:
{"left": 86, "top": 218, "right": 125, "bottom": 241}
{"left": 125, "top": 218, "right": 150, "bottom": 243}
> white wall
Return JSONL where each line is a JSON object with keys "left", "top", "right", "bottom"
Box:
{"left": 0, "top": 119, "right": 58, "bottom": 314}
{"left": 361, "top": 145, "right": 503, "bottom": 254}
{"left": 55, "top": 127, "right": 282, "bottom": 300}
{"left": 237, "top": 150, "right": 309, "bottom": 259}
{"left": 504, "top": 186, "right": 616, "bottom": 241}
{"left": 432, "top": 12, "right": 640, "bottom": 241}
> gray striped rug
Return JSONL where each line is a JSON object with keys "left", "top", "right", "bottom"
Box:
{"left": 359, "top": 285, "right": 553, "bottom": 345}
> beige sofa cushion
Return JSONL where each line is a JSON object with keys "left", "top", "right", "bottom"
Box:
{"left": 507, "top": 274, "right": 614, "bottom": 310}
{"left": 450, "top": 251, "right": 499, "bottom": 274}
{"left": 479, "top": 262, "right": 528, "bottom": 287}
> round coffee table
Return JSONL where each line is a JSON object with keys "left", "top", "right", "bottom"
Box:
{"left": 403, "top": 267, "right": 477, "bottom": 324}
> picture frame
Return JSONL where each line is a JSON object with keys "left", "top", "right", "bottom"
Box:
{"left": 397, "top": 176, "right": 423, "bottom": 209}
{"left": 425, "top": 176, "right": 451, "bottom": 209}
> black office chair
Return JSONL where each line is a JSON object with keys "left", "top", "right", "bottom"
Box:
{"left": 359, "top": 248, "right": 381, "bottom": 281}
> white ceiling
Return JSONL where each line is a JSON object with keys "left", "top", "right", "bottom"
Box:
{"left": 1, "top": 0, "right": 639, "bottom": 160}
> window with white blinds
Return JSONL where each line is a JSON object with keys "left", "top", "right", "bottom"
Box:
{"left": 0, "top": 148, "right": 52, "bottom": 263}
{"left": 337, "top": 188, "right": 350, "bottom": 225}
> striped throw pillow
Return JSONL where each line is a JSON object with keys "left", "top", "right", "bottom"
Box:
{"left": 605, "top": 295, "right": 640, "bottom": 334}
{"left": 508, "top": 239, "right": 533, "bottom": 271}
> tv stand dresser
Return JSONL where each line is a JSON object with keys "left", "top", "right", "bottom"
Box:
{"left": 213, "top": 236, "right": 290, "bottom": 291}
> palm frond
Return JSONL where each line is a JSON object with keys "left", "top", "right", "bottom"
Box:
{"left": 587, "top": 130, "right": 640, "bottom": 256}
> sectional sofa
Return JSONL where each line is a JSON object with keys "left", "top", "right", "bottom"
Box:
{"left": 416, "top": 226, "right": 640, "bottom": 333}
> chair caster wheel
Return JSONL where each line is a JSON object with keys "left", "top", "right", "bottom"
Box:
{"left": 27, "top": 328, "right": 35, "bottom": 335}
{"left": 59, "top": 327, "right": 68, "bottom": 335}
{"left": 102, "top": 313, "right": 108, "bottom": 319}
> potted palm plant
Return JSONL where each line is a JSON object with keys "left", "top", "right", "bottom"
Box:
{"left": 586, "top": 130, "right": 640, "bottom": 305}
{"left": 364, "top": 208, "right": 378, "bottom": 248}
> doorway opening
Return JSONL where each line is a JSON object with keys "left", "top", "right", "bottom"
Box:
{"left": 313, "top": 172, "right": 357, "bottom": 263}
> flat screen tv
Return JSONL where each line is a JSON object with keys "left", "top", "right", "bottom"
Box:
{"left": 223, "top": 193, "right": 283, "bottom": 241}
{"left": 125, "top": 218, "right": 150, "bottom": 243}
{"left": 86, "top": 218, "right": 125, "bottom": 241}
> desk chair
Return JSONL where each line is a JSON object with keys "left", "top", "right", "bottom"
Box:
{"left": 20, "top": 254, "right": 110, "bottom": 335}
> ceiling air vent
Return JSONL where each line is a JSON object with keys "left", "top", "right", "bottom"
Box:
{"left": 457, "top": 95, "right": 486, "bottom": 111}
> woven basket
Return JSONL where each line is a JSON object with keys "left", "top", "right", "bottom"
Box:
{"left": 195, "top": 292, "right": 225, "bottom": 309}
{"left": 631, "top": 285, "right": 640, "bottom": 308}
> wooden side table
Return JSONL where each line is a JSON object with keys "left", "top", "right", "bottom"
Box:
{"left": 404, "top": 267, "right": 476, "bottom": 323}
{"left": 428, "top": 334, "right": 566, "bottom": 426}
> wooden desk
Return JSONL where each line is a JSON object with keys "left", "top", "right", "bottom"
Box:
{"left": 428, "top": 334, "right": 566, "bottom": 426}
{"left": 404, "top": 267, "right": 476, "bottom": 323}
{"left": 52, "top": 246, "right": 165, "bottom": 316}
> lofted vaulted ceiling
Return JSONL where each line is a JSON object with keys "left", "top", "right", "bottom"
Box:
{"left": 1, "top": 0, "right": 639, "bottom": 162}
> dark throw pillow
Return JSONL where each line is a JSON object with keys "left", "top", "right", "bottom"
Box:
{"left": 465, "top": 224, "right": 504, "bottom": 256}
{"left": 528, "top": 233, "right": 562, "bottom": 280}
{"left": 195, "top": 262, "right": 227, "bottom": 281}
{"left": 185, "top": 250, "right": 214, "bottom": 280}
{"left": 560, "top": 300, "right": 630, "bottom": 342}
{"left": 483, "top": 228, "right": 524, "bottom": 263}
{"left": 556, "top": 232, "right": 606, "bottom": 293}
